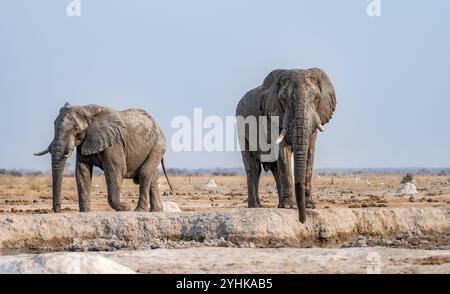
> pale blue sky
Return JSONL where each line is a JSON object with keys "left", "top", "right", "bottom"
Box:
{"left": 1, "top": 0, "right": 449, "bottom": 170}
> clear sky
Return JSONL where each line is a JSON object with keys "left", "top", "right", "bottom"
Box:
{"left": 1, "top": 0, "right": 449, "bottom": 170}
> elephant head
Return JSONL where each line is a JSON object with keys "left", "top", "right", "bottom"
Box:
{"left": 34, "top": 103, "right": 124, "bottom": 212}
{"left": 261, "top": 68, "right": 336, "bottom": 222}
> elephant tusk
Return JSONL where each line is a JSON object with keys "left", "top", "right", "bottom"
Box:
{"left": 317, "top": 124, "right": 325, "bottom": 132}
{"left": 34, "top": 148, "right": 50, "bottom": 156}
{"left": 276, "top": 129, "right": 287, "bottom": 144}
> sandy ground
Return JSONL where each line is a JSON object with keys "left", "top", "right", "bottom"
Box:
{"left": 0, "top": 174, "right": 449, "bottom": 274}
{"left": 103, "top": 247, "right": 450, "bottom": 274}
{"left": 1, "top": 247, "right": 448, "bottom": 274}
{"left": 0, "top": 174, "right": 449, "bottom": 214}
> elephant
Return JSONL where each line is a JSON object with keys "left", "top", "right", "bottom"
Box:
{"left": 34, "top": 103, "right": 173, "bottom": 213}
{"left": 236, "top": 68, "right": 336, "bottom": 223}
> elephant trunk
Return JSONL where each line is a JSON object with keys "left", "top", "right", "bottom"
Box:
{"left": 292, "top": 98, "right": 309, "bottom": 223}
{"left": 51, "top": 149, "right": 66, "bottom": 213}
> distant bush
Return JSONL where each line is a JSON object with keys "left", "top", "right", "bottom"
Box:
{"left": 437, "top": 170, "right": 448, "bottom": 176}
{"left": 28, "top": 170, "right": 44, "bottom": 176}
{"left": 0, "top": 169, "right": 44, "bottom": 177}
{"left": 0, "top": 169, "right": 23, "bottom": 177}
{"left": 401, "top": 173, "right": 414, "bottom": 184}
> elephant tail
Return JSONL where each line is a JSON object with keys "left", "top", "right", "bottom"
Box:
{"left": 161, "top": 158, "right": 174, "bottom": 192}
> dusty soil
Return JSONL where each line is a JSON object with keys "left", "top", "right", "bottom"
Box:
{"left": 0, "top": 174, "right": 449, "bottom": 274}
{"left": 2, "top": 247, "right": 448, "bottom": 274}
{"left": 0, "top": 174, "right": 449, "bottom": 214}
{"left": 102, "top": 247, "right": 450, "bottom": 274}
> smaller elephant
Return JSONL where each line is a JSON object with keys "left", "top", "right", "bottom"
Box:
{"left": 35, "top": 103, "right": 173, "bottom": 213}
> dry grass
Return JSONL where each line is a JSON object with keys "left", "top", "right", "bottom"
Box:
{"left": 0, "top": 174, "right": 449, "bottom": 214}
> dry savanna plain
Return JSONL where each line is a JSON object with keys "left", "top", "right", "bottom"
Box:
{"left": 0, "top": 174, "right": 449, "bottom": 274}
{"left": 0, "top": 174, "right": 448, "bottom": 214}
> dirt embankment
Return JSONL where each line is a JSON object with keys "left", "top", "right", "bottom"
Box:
{"left": 0, "top": 207, "right": 448, "bottom": 253}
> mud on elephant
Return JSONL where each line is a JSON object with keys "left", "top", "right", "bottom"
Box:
{"left": 35, "top": 103, "right": 172, "bottom": 213}
{"left": 236, "top": 68, "right": 336, "bottom": 223}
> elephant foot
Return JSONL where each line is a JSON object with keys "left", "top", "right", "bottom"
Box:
{"left": 248, "top": 202, "right": 262, "bottom": 208}
{"left": 79, "top": 204, "right": 91, "bottom": 213}
{"left": 109, "top": 201, "right": 130, "bottom": 211}
{"left": 150, "top": 207, "right": 163, "bottom": 212}
{"left": 278, "top": 204, "right": 294, "bottom": 209}
{"left": 134, "top": 206, "right": 148, "bottom": 212}
{"left": 279, "top": 198, "right": 295, "bottom": 209}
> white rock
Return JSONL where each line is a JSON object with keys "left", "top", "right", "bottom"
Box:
{"left": 355, "top": 178, "right": 361, "bottom": 183}
{"left": 202, "top": 179, "right": 218, "bottom": 189}
{"left": 0, "top": 253, "right": 135, "bottom": 274}
{"left": 396, "top": 183, "right": 417, "bottom": 195}
{"left": 355, "top": 235, "right": 367, "bottom": 247}
{"left": 162, "top": 201, "right": 181, "bottom": 213}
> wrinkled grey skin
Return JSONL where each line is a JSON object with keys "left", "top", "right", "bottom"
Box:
{"left": 236, "top": 68, "right": 336, "bottom": 223}
{"left": 35, "top": 103, "right": 172, "bottom": 213}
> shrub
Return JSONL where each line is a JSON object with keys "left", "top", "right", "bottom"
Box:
{"left": 401, "top": 173, "right": 414, "bottom": 184}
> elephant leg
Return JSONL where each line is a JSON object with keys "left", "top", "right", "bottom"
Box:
{"left": 277, "top": 143, "right": 295, "bottom": 208}
{"left": 305, "top": 131, "right": 317, "bottom": 209}
{"left": 149, "top": 176, "right": 162, "bottom": 212}
{"left": 241, "top": 150, "right": 262, "bottom": 208}
{"left": 269, "top": 162, "right": 283, "bottom": 207}
{"left": 135, "top": 146, "right": 164, "bottom": 212}
{"left": 134, "top": 171, "right": 151, "bottom": 212}
{"left": 102, "top": 149, "right": 129, "bottom": 211}
{"left": 75, "top": 159, "right": 93, "bottom": 212}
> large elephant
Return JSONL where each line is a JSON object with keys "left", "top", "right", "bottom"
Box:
{"left": 236, "top": 68, "right": 336, "bottom": 223}
{"left": 35, "top": 103, "right": 172, "bottom": 213}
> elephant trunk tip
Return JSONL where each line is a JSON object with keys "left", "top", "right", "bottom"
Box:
{"left": 295, "top": 183, "right": 307, "bottom": 224}
{"left": 53, "top": 205, "right": 61, "bottom": 213}
{"left": 299, "top": 214, "right": 306, "bottom": 224}
{"left": 34, "top": 148, "right": 50, "bottom": 156}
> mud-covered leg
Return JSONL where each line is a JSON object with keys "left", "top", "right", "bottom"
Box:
{"left": 254, "top": 161, "right": 262, "bottom": 207}
{"left": 305, "top": 131, "right": 317, "bottom": 209}
{"left": 134, "top": 171, "right": 151, "bottom": 212}
{"left": 102, "top": 147, "right": 129, "bottom": 211}
{"left": 270, "top": 162, "right": 283, "bottom": 206}
{"left": 242, "top": 150, "right": 262, "bottom": 208}
{"left": 149, "top": 175, "right": 162, "bottom": 212}
{"left": 135, "top": 145, "right": 164, "bottom": 212}
{"left": 277, "top": 143, "right": 295, "bottom": 208}
{"left": 75, "top": 157, "right": 93, "bottom": 212}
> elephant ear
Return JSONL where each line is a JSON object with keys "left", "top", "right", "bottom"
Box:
{"left": 310, "top": 68, "right": 336, "bottom": 125}
{"left": 260, "top": 70, "right": 292, "bottom": 117}
{"left": 81, "top": 111, "right": 125, "bottom": 156}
